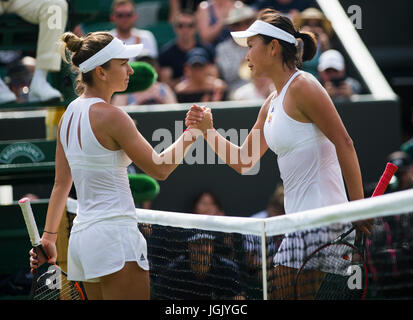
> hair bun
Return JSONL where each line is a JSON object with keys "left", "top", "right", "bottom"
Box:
{"left": 62, "top": 32, "right": 83, "bottom": 53}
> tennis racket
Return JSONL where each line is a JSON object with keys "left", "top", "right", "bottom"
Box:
{"left": 293, "top": 162, "right": 398, "bottom": 300}
{"left": 19, "top": 197, "right": 86, "bottom": 300}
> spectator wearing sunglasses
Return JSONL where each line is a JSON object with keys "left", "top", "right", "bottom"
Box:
{"left": 109, "top": 0, "right": 158, "bottom": 60}
{"left": 159, "top": 10, "right": 215, "bottom": 89}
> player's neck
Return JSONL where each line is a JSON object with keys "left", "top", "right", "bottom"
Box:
{"left": 83, "top": 85, "right": 113, "bottom": 103}
{"left": 270, "top": 66, "right": 297, "bottom": 93}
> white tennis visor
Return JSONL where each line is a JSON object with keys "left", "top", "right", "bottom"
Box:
{"left": 231, "top": 20, "right": 298, "bottom": 47}
{"left": 78, "top": 37, "right": 143, "bottom": 73}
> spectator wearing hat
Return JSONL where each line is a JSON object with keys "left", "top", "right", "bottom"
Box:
{"left": 175, "top": 47, "right": 227, "bottom": 103}
{"left": 294, "top": 7, "right": 333, "bottom": 77}
{"left": 318, "top": 49, "right": 361, "bottom": 100}
{"left": 109, "top": 0, "right": 158, "bottom": 59}
{"left": 215, "top": 2, "right": 256, "bottom": 95}
{"left": 153, "top": 232, "right": 244, "bottom": 299}
{"left": 159, "top": 10, "right": 215, "bottom": 89}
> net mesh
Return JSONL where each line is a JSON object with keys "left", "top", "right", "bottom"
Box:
{"left": 66, "top": 189, "right": 413, "bottom": 300}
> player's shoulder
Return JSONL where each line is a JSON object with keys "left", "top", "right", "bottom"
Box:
{"left": 291, "top": 71, "right": 321, "bottom": 90}
{"left": 90, "top": 102, "right": 129, "bottom": 126}
{"left": 290, "top": 70, "right": 326, "bottom": 102}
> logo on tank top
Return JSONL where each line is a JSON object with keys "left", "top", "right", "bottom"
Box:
{"left": 268, "top": 114, "right": 272, "bottom": 123}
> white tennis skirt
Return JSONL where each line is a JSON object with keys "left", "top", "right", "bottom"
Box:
{"left": 67, "top": 220, "right": 150, "bottom": 283}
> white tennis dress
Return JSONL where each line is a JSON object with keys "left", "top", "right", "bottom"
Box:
{"left": 60, "top": 97, "right": 149, "bottom": 282}
{"left": 263, "top": 70, "right": 354, "bottom": 272}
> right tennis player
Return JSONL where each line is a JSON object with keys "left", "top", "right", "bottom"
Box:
{"left": 29, "top": 31, "right": 211, "bottom": 299}
{"left": 186, "top": 8, "right": 372, "bottom": 299}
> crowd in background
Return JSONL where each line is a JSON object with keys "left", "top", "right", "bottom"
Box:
{"left": 0, "top": 0, "right": 362, "bottom": 107}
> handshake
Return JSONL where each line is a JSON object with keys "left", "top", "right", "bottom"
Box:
{"left": 185, "top": 104, "right": 214, "bottom": 137}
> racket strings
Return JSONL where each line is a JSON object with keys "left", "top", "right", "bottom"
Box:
{"left": 294, "top": 243, "right": 365, "bottom": 300}
{"left": 33, "top": 272, "right": 83, "bottom": 300}
{"left": 34, "top": 282, "right": 83, "bottom": 300}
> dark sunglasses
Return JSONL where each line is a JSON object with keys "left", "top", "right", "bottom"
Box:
{"left": 114, "top": 12, "right": 134, "bottom": 18}
{"left": 175, "top": 22, "right": 195, "bottom": 29}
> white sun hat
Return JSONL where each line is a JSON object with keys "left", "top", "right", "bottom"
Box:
{"left": 317, "top": 49, "right": 345, "bottom": 72}
{"left": 78, "top": 37, "right": 143, "bottom": 73}
{"left": 231, "top": 20, "right": 298, "bottom": 47}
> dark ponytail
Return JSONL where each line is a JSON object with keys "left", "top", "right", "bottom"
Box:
{"left": 257, "top": 9, "right": 317, "bottom": 68}
{"left": 294, "top": 31, "right": 317, "bottom": 62}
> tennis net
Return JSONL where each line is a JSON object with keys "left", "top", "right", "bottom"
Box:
{"left": 66, "top": 189, "right": 413, "bottom": 300}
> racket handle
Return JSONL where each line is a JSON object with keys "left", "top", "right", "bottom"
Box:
{"left": 336, "top": 162, "right": 398, "bottom": 242}
{"left": 371, "top": 162, "right": 398, "bottom": 197}
{"left": 19, "top": 197, "right": 42, "bottom": 247}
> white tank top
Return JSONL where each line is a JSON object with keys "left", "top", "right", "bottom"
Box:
{"left": 60, "top": 97, "right": 137, "bottom": 232}
{"left": 263, "top": 70, "right": 348, "bottom": 214}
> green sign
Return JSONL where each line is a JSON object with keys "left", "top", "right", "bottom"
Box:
{"left": 0, "top": 142, "right": 46, "bottom": 164}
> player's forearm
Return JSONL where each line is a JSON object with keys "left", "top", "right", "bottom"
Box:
{"left": 44, "top": 181, "right": 72, "bottom": 238}
{"left": 154, "top": 129, "right": 201, "bottom": 179}
{"left": 336, "top": 140, "right": 364, "bottom": 201}
{"left": 203, "top": 128, "right": 251, "bottom": 174}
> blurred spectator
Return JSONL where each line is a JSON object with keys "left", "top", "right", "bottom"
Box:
{"left": 252, "top": 0, "right": 315, "bottom": 19}
{"left": 216, "top": 2, "right": 256, "bottom": 95}
{"left": 387, "top": 151, "right": 413, "bottom": 192}
{"left": 0, "top": 0, "right": 68, "bottom": 104}
{"left": 159, "top": 10, "right": 215, "bottom": 89}
{"left": 2, "top": 57, "right": 34, "bottom": 103}
{"left": 191, "top": 190, "right": 225, "bottom": 216}
{"left": 251, "top": 184, "right": 285, "bottom": 218}
{"left": 112, "top": 56, "right": 177, "bottom": 106}
{"left": 232, "top": 75, "right": 275, "bottom": 101}
{"left": 168, "top": 0, "right": 204, "bottom": 22}
{"left": 190, "top": 190, "right": 241, "bottom": 266}
{"left": 401, "top": 113, "right": 413, "bottom": 161}
{"left": 318, "top": 49, "right": 361, "bottom": 100}
{"left": 294, "top": 8, "right": 333, "bottom": 77}
{"left": 196, "top": 0, "right": 235, "bottom": 46}
{"left": 175, "top": 47, "right": 227, "bottom": 103}
{"left": 109, "top": 0, "right": 158, "bottom": 59}
{"left": 154, "top": 232, "right": 244, "bottom": 299}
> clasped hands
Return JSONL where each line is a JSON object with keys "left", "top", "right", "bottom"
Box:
{"left": 185, "top": 104, "right": 214, "bottom": 136}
